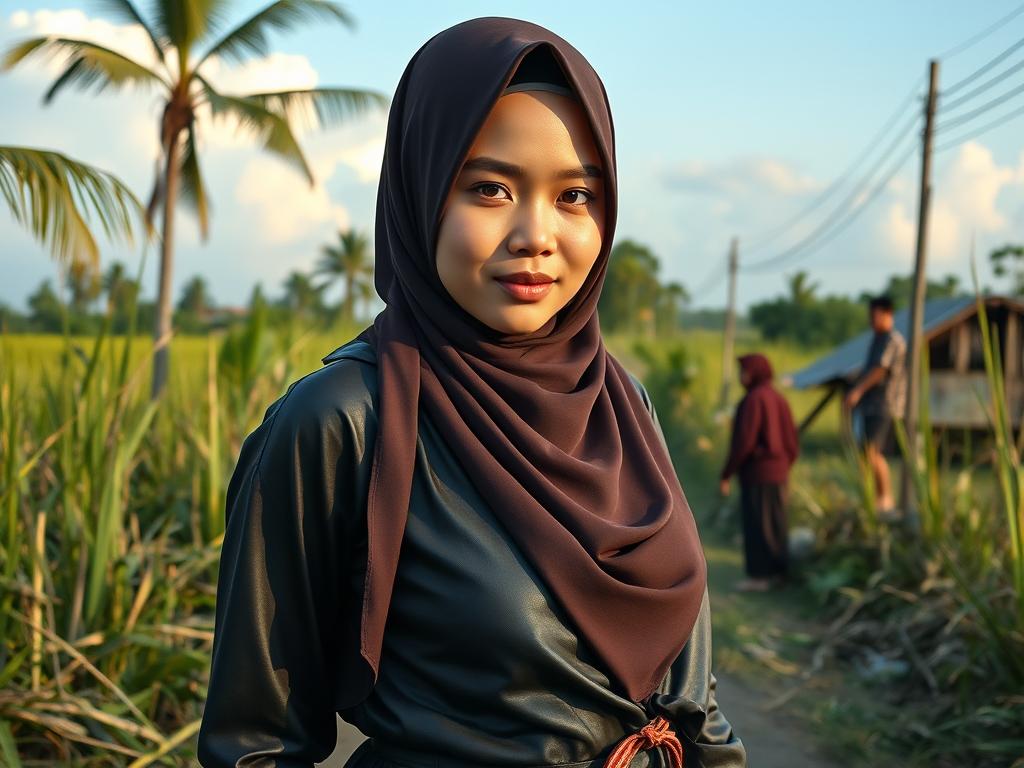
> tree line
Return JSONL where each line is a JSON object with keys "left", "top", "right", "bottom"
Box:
{"left": 0, "top": 228, "right": 374, "bottom": 335}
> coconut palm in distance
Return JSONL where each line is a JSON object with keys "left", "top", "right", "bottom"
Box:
{"left": 315, "top": 227, "right": 372, "bottom": 325}
{"left": 3, "top": 0, "right": 388, "bottom": 398}
{"left": 0, "top": 145, "right": 142, "bottom": 265}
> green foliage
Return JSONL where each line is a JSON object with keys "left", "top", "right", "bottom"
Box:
{"left": 990, "top": 243, "right": 1024, "bottom": 296}
{"left": 598, "top": 239, "right": 680, "bottom": 335}
{"left": 749, "top": 269, "right": 966, "bottom": 347}
{"left": 750, "top": 292, "right": 864, "bottom": 347}
{"left": 175, "top": 275, "right": 215, "bottom": 333}
{"left": 26, "top": 280, "right": 64, "bottom": 332}
{"left": 872, "top": 272, "right": 962, "bottom": 310}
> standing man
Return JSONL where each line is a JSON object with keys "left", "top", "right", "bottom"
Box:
{"left": 844, "top": 295, "right": 907, "bottom": 516}
{"left": 719, "top": 354, "right": 799, "bottom": 591}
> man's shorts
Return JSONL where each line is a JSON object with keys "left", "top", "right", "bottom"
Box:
{"left": 860, "top": 410, "right": 892, "bottom": 450}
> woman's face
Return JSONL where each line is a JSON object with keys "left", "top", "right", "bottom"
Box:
{"left": 435, "top": 90, "right": 606, "bottom": 335}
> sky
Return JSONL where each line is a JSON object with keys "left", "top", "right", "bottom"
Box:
{"left": 2, "top": 1, "right": 1023, "bottom": 312}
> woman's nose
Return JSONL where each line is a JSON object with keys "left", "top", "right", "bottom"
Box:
{"left": 507, "top": 199, "right": 555, "bottom": 257}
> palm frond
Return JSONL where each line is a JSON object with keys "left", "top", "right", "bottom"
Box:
{"left": 242, "top": 86, "right": 386, "bottom": 131}
{"left": 196, "top": 74, "right": 313, "bottom": 184}
{"left": 0, "top": 145, "right": 145, "bottom": 265}
{"left": 1, "top": 37, "right": 49, "bottom": 68}
{"left": 151, "top": 0, "right": 231, "bottom": 56}
{"left": 179, "top": 126, "right": 211, "bottom": 239}
{"left": 3, "top": 36, "right": 170, "bottom": 101}
{"left": 197, "top": 0, "right": 353, "bottom": 67}
{"left": 93, "top": 0, "right": 166, "bottom": 64}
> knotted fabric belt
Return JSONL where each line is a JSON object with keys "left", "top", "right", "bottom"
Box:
{"left": 604, "top": 716, "right": 684, "bottom": 768}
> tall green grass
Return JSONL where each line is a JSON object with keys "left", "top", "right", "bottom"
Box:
{"left": 0, "top": 307, "right": 358, "bottom": 764}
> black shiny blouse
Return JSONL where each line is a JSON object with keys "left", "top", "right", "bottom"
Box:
{"left": 197, "top": 340, "right": 746, "bottom": 768}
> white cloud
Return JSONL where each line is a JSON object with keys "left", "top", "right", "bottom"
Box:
{"left": 4, "top": 8, "right": 165, "bottom": 74}
{"left": 235, "top": 156, "right": 350, "bottom": 244}
{"left": 881, "top": 141, "right": 1023, "bottom": 266}
{"left": 663, "top": 156, "right": 819, "bottom": 197}
{"left": 316, "top": 129, "right": 385, "bottom": 184}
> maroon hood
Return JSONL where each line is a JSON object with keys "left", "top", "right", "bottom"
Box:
{"left": 739, "top": 353, "right": 773, "bottom": 389}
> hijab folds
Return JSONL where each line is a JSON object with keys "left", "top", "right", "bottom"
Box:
{"left": 352, "top": 17, "right": 707, "bottom": 703}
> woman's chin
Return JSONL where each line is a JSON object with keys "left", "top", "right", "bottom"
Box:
{"left": 479, "top": 304, "right": 557, "bottom": 336}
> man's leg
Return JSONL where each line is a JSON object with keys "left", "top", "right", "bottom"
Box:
{"left": 866, "top": 443, "right": 894, "bottom": 510}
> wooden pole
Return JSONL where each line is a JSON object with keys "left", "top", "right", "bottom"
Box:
{"left": 902, "top": 60, "right": 939, "bottom": 511}
{"left": 719, "top": 238, "right": 739, "bottom": 411}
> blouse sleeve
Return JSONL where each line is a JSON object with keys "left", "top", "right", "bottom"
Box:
{"left": 637, "top": 377, "right": 747, "bottom": 766}
{"left": 647, "top": 590, "right": 747, "bottom": 767}
{"left": 198, "top": 362, "right": 373, "bottom": 767}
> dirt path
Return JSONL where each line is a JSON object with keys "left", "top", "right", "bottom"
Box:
{"left": 713, "top": 671, "right": 837, "bottom": 767}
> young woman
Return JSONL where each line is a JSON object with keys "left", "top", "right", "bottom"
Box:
{"left": 198, "top": 17, "right": 746, "bottom": 768}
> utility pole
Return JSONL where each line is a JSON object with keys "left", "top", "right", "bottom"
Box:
{"left": 719, "top": 237, "right": 739, "bottom": 412}
{"left": 903, "top": 60, "right": 939, "bottom": 512}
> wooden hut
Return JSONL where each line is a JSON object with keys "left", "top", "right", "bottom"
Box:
{"left": 787, "top": 295, "right": 1024, "bottom": 432}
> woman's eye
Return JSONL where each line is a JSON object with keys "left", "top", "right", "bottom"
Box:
{"left": 559, "top": 189, "right": 593, "bottom": 206}
{"left": 473, "top": 183, "right": 510, "bottom": 200}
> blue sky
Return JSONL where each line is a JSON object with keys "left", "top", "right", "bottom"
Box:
{"left": 2, "top": 1, "right": 1023, "bottom": 312}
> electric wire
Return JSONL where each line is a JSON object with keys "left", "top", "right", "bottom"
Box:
{"left": 744, "top": 139, "right": 917, "bottom": 273}
{"left": 934, "top": 100, "right": 1024, "bottom": 152}
{"left": 943, "top": 36, "right": 1024, "bottom": 96}
{"left": 936, "top": 78, "right": 1024, "bottom": 131}
{"left": 940, "top": 52, "right": 1024, "bottom": 111}
{"left": 743, "top": 114, "right": 921, "bottom": 272}
{"left": 937, "top": 1, "right": 1024, "bottom": 61}
{"left": 742, "top": 75, "right": 924, "bottom": 254}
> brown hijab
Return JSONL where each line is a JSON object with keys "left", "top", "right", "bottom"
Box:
{"left": 354, "top": 17, "right": 706, "bottom": 702}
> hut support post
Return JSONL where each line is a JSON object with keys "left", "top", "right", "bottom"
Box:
{"left": 799, "top": 385, "right": 838, "bottom": 434}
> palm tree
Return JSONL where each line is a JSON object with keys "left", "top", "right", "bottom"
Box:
{"left": 3, "top": 1, "right": 387, "bottom": 397}
{"left": 177, "top": 274, "right": 213, "bottom": 316}
{"left": 315, "top": 228, "right": 372, "bottom": 325}
{"left": 356, "top": 278, "right": 376, "bottom": 323}
{"left": 787, "top": 270, "right": 819, "bottom": 308}
{"left": 0, "top": 145, "right": 142, "bottom": 265}
{"left": 67, "top": 258, "right": 103, "bottom": 314}
{"left": 281, "top": 269, "right": 324, "bottom": 320}
{"left": 657, "top": 281, "right": 689, "bottom": 336}
{"left": 102, "top": 260, "right": 141, "bottom": 327}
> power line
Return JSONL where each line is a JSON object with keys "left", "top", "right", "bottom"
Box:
{"left": 743, "top": 113, "right": 921, "bottom": 272}
{"left": 934, "top": 100, "right": 1024, "bottom": 152}
{"left": 937, "top": 78, "right": 1024, "bottom": 131}
{"left": 940, "top": 52, "right": 1024, "bottom": 111}
{"left": 744, "top": 140, "right": 917, "bottom": 274}
{"left": 742, "top": 75, "right": 924, "bottom": 253}
{"left": 689, "top": 263, "right": 727, "bottom": 297}
{"left": 937, "top": 1, "right": 1024, "bottom": 61}
{"left": 943, "top": 36, "right": 1024, "bottom": 96}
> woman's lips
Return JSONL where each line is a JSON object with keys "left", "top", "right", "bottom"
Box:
{"left": 494, "top": 272, "right": 555, "bottom": 302}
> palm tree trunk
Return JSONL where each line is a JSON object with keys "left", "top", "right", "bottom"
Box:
{"left": 151, "top": 133, "right": 181, "bottom": 399}
{"left": 344, "top": 274, "right": 354, "bottom": 326}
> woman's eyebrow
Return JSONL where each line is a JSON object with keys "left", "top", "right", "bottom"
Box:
{"left": 462, "top": 156, "right": 603, "bottom": 181}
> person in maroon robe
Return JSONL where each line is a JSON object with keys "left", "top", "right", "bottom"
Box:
{"left": 719, "top": 354, "right": 799, "bottom": 591}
